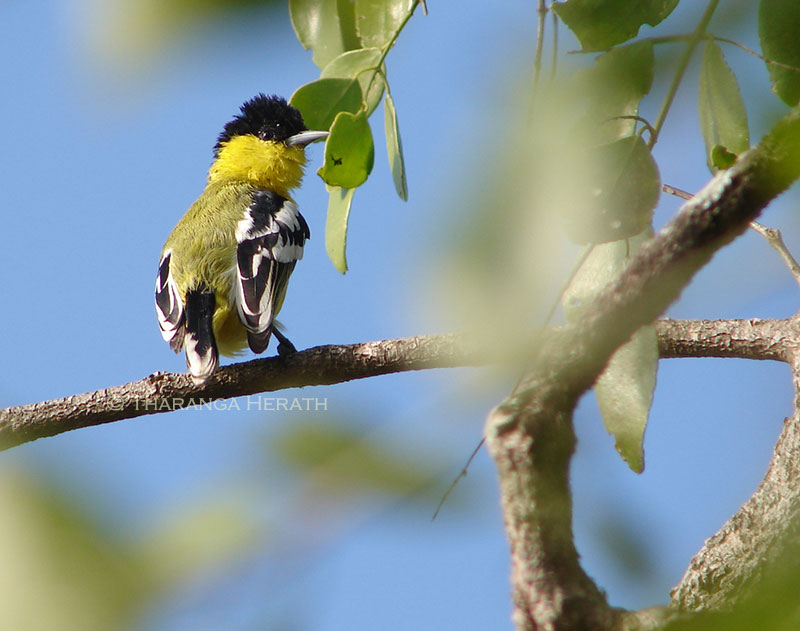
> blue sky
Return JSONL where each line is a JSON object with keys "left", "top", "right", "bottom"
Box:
{"left": 1, "top": 1, "right": 799, "bottom": 629}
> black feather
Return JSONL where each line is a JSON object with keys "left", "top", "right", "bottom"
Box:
{"left": 214, "top": 94, "right": 307, "bottom": 156}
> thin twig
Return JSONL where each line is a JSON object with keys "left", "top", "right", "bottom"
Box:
{"left": 649, "top": 0, "right": 720, "bottom": 148}
{"left": 750, "top": 221, "right": 800, "bottom": 289}
{"left": 431, "top": 438, "right": 484, "bottom": 521}
{"left": 662, "top": 183, "right": 694, "bottom": 200}
{"left": 550, "top": 6, "right": 559, "bottom": 80}
{"left": 532, "top": 0, "right": 548, "bottom": 92}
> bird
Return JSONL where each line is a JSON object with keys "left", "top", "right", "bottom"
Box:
{"left": 155, "top": 94, "right": 328, "bottom": 383}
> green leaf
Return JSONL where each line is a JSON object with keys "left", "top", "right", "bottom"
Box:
{"left": 273, "top": 421, "right": 439, "bottom": 498}
{"left": 319, "top": 111, "right": 375, "bottom": 188}
{"left": 355, "top": 0, "right": 413, "bottom": 49}
{"left": 321, "top": 48, "right": 386, "bottom": 115}
{"left": 563, "top": 228, "right": 656, "bottom": 473}
{"left": 759, "top": 0, "right": 800, "bottom": 107}
{"left": 554, "top": 0, "right": 677, "bottom": 51}
{"left": 325, "top": 185, "right": 355, "bottom": 273}
{"left": 574, "top": 40, "right": 655, "bottom": 143}
{"left": 290, "top": 78, "right": 363, "bottom": 131}
{"left": 565, "top": 135, "right": 661, "bottom": 244}
{"left": 698, "top": 41, "right": 750, "bottom": 172}
{"left": 710, "top": 144, "right": 738, "bottom": 169}
{"left": 289, "top": 0, "right": 361, "bottom": 69}
{"left": 384, "top": 91, "right": 408, "bottom": 200}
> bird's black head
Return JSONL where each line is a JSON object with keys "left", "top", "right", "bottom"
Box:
{"left": 214, "top": 94, "right": 307, "bottom": 156}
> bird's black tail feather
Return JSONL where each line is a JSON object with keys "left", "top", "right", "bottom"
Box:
{"left": 184, "top": 287, "right": 218, "bottom": 383}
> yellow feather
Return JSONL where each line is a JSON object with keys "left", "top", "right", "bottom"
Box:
{"left": 209, "top": 134, "right": 307, "bottom": 196}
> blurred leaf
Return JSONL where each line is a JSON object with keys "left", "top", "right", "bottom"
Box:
{"left": 0, "top": 468, "right": 144, "bottom": 630}
{"left": 325, "top": 185, "right": 356, "bottom": 273}
{"left": 563, "top": 228, "right": 656, "bottom": 472}
{"left": 319, "top": 111, "right": 375, "bottom": 188}
{"left": 92, "top": 0, "right": 286, "bottom": 67}
{"left": 384, "top": 91, "right": 409, "bottom": 200}
{"left": 759, "top": 0, "right": 800, "bottom": 107}
{"left": 698, "top": 41, "right": 750, "bottom": 172}
{"left": 355, "top": 0, "right": 413, "bottom": 48}
{"left": 553, "top": 0, "right": 677, "bottom": 51}
{"left": 290, "top": 78, "right": 364, "bottom": 130}
{"left": 273, "top": 421, "right": 438, "bottom": 498}
{"left": 290, "top": 0, "right": 361, "bottom": 69}
{"left": 138, "top": 501, "right": 257, "bottom": 590}
{"left": 574, "top": 41, "right": 655, "bottom": 143}
{"left": 565, "top": 135, "right": 660, "bottom": 244}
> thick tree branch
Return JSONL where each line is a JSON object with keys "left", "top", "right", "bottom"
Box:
{"left": 671, "top": 336, "right": 800, "bottom": 613}
{"left": 485, "top": 106, "right": 800, "bottom": 631}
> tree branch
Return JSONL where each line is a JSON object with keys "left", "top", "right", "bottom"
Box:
{"left": 2, "top": 317, "right": 798, "bottom": 452}
{"left": 0, "top": 334, "right": 484, "bottom": 450}
{"left": 484, "top": 106, "right": 800, "bottom": 630}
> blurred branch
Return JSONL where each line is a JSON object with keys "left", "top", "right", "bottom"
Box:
{"left": 484, "top": 105, "right": 800, "bottom": 630}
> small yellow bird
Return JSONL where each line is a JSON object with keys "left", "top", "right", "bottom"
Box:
{"left": 155, "top": 94, "right": 328, "bottom": 382}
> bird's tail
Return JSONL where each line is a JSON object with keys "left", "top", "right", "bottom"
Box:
{"left": 184, "top": 287, "right": 219, "bottom": 383}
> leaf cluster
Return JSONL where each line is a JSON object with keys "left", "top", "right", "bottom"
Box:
{"left": 289, "top": 0, "right": 417, "bottom": 272}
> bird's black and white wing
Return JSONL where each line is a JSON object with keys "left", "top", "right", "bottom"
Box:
{"left": 235, "top": 190, "right": 309, "bottom": 353}
{"left": 155, "top": 250, "right": 185, "bottom": 353}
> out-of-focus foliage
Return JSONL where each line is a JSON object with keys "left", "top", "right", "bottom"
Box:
{"left": 89, "top": 0, "right": 285, "bottom": 67}
{"left": 0, "top": 465, "right": 257, "bottom": 630}
{"left": 271, "top": 419, "right": 444, "bottom": 502}
{"left": 759, "top": 0, "right": 800, "bottom": 107}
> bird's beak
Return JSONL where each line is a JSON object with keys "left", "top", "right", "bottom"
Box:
{"left": 286, "top": 130, "right": 330, "bottom": 147}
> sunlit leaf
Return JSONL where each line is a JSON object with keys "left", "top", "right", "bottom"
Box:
{"left": 318, "top": 111, "right": 375, "bottom": 188}
{"left": 325, "top": 185, "right": 356, "bottom": 273}
{"left": 759, "top": 0, "right": 800, "bottom": 107}
{"left": 384, "top": 91, "right": 408, "bottom": 200}
{"left": 321, "top": 48, "right": 386, "bottom": 114}
{"left": 698, "top": 41, "right": 750, "bottom": 172}
{"left": 554, "top": 0, "right": 677, "bottom": 51}
{"left": 563, "top": 228, "right": 656, "bottom": 473}
{"left": 355, "top": 0, "right": 413, "bottom": 49}
{"left": 565, "top": 135, "right": 660, "bottom": 244}
{"left": 290, "top": 78, "right": 363, "bottom": 131}
{"left": 290, "top": 0, "right": 361, "bottom": 69}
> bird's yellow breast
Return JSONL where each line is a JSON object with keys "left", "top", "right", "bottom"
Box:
{"left": 208, "top": 134, "right": 307, "bottom": 197}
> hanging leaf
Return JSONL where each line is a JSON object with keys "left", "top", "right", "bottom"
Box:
{"left": 321, "top": 48, "right": 386, "bottom": 115}
{"left": 698, "top": 41, "right": 750, "bottom": 172}
{"left": 554, "top": 0, "right": 678, "bottom": 52}
{"left": 290, "top": 78, "right": 363, "bottom": 130}
{"left": 318, "top": 111, "right": 375, "bottom": 188}
{"left": 325, "top": 185, "right": 356, "bottom": 273}
{"left": 384, "top": 91, "right": 408, "bottom": 200}
{"left": 563, "top": 228, "right": 656, "bottom": 473}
